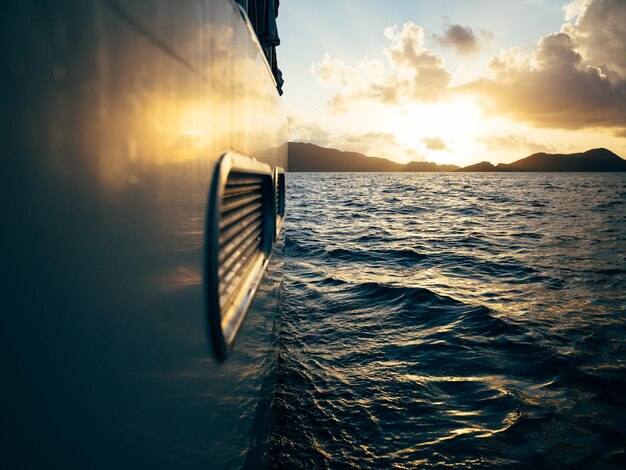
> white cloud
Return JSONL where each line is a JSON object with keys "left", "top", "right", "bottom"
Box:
{"left": 312, "top": 22, "right": 451, "bottom": 112}
{"left": 287, "top": 115, "right": 330, "bottom": 145}
{"left": 383, "top": 23, "right": 451, "bottom": 100}
{"left": 312, "top": 54, "right": 361, "bottom": 88}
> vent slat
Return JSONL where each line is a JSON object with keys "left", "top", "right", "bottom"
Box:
{"left": 219, "top": 210, "right": 263, "bottom": 247}
{"left": 221, "top": 192, "right": 262, "bottom": 214}
{"left": 218, "top": 241, "right": 261, "bottom": 305}
{"left": 220, "top": 202, "right": 262, "bottom": 230}
{"left": 225, "top": 174, "right": 263, "bottom": 186}
{"left": 218, "top": 237, "right": 262, "bottom": 306}
{"left": 218, "top": 220, "right": 263, "bottom": 265}
{"left": 224, "top": 183, "right": 263, "bottom": 197}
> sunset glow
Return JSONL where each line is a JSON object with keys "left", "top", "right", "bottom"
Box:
{"left": 279, "top": 0, "right": 626, "bottom": 165}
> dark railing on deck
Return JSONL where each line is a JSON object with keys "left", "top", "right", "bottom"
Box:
{"left": 235, "top": 0, "right": 284, "bottom": 95}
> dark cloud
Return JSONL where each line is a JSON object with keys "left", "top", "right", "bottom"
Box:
{"left": 434, "top": 24, "right": 481, "bottom": 55}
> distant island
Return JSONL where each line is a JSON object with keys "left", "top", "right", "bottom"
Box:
{"left": 461, "top": 148, "right": 626, "bottom": 172}
{"left": 288, "top": 142, "right": 459, "bottom": 172}
{"left": 288, "top": 142, "right": 626, "bottom": 172}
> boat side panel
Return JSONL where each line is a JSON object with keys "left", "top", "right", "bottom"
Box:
{"left": 1, "top": 0, "right": 286, "bottom": 467}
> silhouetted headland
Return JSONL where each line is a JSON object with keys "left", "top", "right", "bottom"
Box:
{"left": 288, "top": 143, "right": 626, "bottom": 172}
{"left": 456, "top": 161, "right": 513, "bottom": 172}
{"left": 457, "top": 148, "right": 626, "bottom": 172}
{"left": 288, "top": 142, "right": 459, "bottom": 172}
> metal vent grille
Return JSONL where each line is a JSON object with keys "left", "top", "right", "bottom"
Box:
{"left": 275, "top": 168, "right": 285, "bottom": 237}
{"left": 206, "top": 152, "right": 275, "bottom": 361}
{"left": 218, "top": 172, "right": 265, "bottom": 309}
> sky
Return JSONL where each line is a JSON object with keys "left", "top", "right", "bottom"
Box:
{"left": 277, "top": 0, "right": 626, "bottom": 166}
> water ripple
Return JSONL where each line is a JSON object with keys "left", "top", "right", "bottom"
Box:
{"left": 270, "top": 173, "right": 626, "bottom": 468}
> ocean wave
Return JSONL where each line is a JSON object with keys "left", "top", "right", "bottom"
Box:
{"left": 271, "top": 172, "right": 626, "bottom": 468}
{"left": 286, "top": 238, "right": 429, "bottom": 267}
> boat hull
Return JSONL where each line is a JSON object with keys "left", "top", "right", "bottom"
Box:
{"left": 1, "top": 0, "right": 286, "bottom": 467}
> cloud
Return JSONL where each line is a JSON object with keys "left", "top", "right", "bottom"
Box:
{"left": 564, "top": 0, "right": 588, "bottom": 21}
{"left": 334, "top": 131, "right": 397, "bottom": 156}
{"left": 313, "top": 54, "right": 386, "bottom": 89}
{"left": 312, "top": 54, "right": 361, "bottom": 88}
{"left": 287, "top": 115, "right": 330, "bottom": 145}
{"left": 341, "top": 132, "right": 397, "bottom": 144}
{"left": 311, "top": 1, "right": 626, "bottom": 132}
{"left": 613, "top": 129, "right": 626, "bottom": 138}
{"left": 421, "top": 137, "right": 447, "bottom": 151}
{"left": 312, "top": 22, "right": 451, "bottom": 112}
{"left": 382, "top": 22, "right": 451, "bottom": 100}
{"left": 480, "top": 134, "right": 555, "bottom": 154}
{"left": 287, "top": 119, "right": 427, "bottom": 162}
{"left": 562, "top": 0, "right": 626, "bottom": 80}
{"left": 287, "top": 119, "right": 410, "bottom": 160}
{"left": 459, "top": 16, "right": 626, "bottom": 129}
{"left": 332, "top": 131, "right": 426, "bottom": 161}
{"left": 434, "top": 24, "right": 482, "bottom": 55}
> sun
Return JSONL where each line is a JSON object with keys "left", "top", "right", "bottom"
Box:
{"left": 389, "top": 97, "right": 485, "bottom": 146}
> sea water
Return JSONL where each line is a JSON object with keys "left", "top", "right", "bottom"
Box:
{"left": 269, "top": 172, "right": 626, "bottom": 468}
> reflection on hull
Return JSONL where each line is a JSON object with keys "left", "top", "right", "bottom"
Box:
{"left": 1, "top": 0, "right": 286, "bottom": 467}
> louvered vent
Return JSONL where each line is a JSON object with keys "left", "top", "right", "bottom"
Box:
{"left": 206, "top": 152, "right": 275, "bottom": 360}
{"left": 275, "top": 168, "right": 285, "bottom": 236}
{"left": 218, "top": 171, "right": 265, "bottom": 309}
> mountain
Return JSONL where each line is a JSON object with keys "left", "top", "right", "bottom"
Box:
{"left": 289, "top": 143, "right": 626, "bottom": 173}
{"left": 455, "top": 161, "right": 512, "bottom": 172}
{"left": 288, "top": 142, "right": 403, "bottom": 172}
{"left": 457, "top": 148, "right": 626, "bottom": 172}
{"left": 501, "top": 148, "right": 626, "bottom": 172}
{"left": 288, "top": 142, "right": 459, "bottom": 172}
{"left": 403, "top": 161, "right": 460, "bottom": 172}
